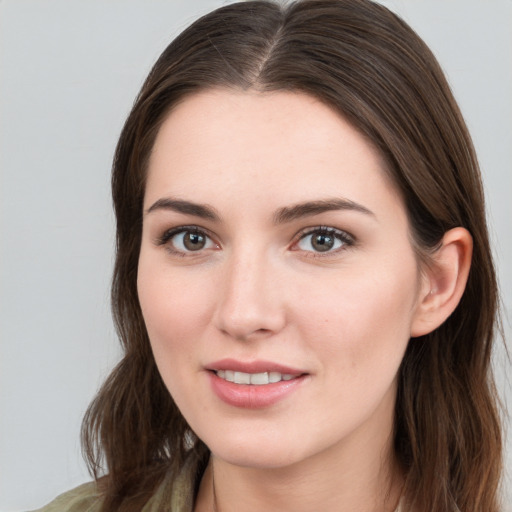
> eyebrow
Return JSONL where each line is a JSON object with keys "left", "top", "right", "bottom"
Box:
{"left": 145, "top": 196, "right": 374, "bottom": 223}
{"left": 146, "top": 198, "right": 220, "bottom": 221}
{"left": 273, "top": 198, "right": 374, "bottom": 224}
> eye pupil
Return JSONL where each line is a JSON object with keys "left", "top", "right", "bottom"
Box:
{"left": 184, "top": 232, "right": 206, "bottom": 251}
{"left": 312, "top": 234, "right": 334, "bottom": 252}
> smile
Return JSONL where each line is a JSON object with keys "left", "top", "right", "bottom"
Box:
{"left": 215, "top": 370, "right": 298, "bottom": 385}
{"left": 207, "top": 360, "right": 307, "bottom": 408}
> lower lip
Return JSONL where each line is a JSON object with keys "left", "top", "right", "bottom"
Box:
{"left": 208, "top": 371, "right": 307, "bottom": 409}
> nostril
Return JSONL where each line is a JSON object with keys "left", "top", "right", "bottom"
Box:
{"left": 217, "top": 323, "right": 278, "bottom": 342}
{"left": 232, "top": 328, "right": 274, "bottom": 342}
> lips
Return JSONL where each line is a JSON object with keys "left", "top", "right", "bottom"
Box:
{"left": 206, "top": 358, "right": 308, "bottom": 408}
{"left": 216, "top": 369, "right": 297, "bottom": 385}
{"left": 206, "top": 358, "right": 304, "bottom": 375}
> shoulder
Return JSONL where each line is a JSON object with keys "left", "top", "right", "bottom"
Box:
{"left": 30, "top": 455, "right": 200, "bottom": 512}
{"left": 30, "top": 481, "right": 101, "bottom": 512}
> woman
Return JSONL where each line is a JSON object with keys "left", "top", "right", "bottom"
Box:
{"left": 36, "top": 0, "right": 503, "bottom": 511}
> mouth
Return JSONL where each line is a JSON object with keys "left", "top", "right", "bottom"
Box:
{"left": 214, "top": 370, "right": 299, "bottom": 385}
{"left": 206, "top": 359, "right": 307, "bottom": 408}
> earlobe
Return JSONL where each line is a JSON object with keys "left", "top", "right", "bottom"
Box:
{"left": 410, "top": 227, "right": 473, "bottom": 337}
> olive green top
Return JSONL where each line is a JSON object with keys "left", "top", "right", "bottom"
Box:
{"left": 31, "top": 457, "right": 196, "bottom": 512}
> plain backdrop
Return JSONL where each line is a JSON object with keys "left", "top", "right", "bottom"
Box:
{"left": 1, "top": 1, "right": 511, "bottom": 510}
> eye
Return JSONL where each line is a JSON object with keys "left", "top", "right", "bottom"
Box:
{"left": 295, "top": 227, "right": 353, "bottom": 254}
{"left": 157, "top": 226, "right": 218, "bottom": 254}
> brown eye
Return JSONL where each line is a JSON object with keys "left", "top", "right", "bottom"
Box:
{"left": 158, "top": 227, "right": 217, "bottom": 254}
{"left": 182, "top": 231, "right": 207, "bottom": 251}
{"left": 296, "top": 227, "right": 353, "bottom": 254}
{"left": 310, "top": 233, "right": 335, "bottom": 252}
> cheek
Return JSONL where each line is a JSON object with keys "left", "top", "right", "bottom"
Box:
{"left": 137, "top": 256, "right": 225, "bottom": 411}
{"left": 137, "top": 263, "right": 205, "bottom": 415}
{"left": 296, "top": 258, "right": 419, "bottom": 375}
{"left": 138, "top": 257, "right": 211, "bottom": 342}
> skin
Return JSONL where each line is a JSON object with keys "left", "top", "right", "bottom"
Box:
{"left": 137, "top": 89, "right": 468, "bottom": 512}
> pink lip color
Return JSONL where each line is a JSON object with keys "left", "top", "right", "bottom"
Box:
{"left": 206, "top": 358, "right": 303, "bottom": 375}
{"left": 206, "top": 359, "right": 307, "bottom": 409}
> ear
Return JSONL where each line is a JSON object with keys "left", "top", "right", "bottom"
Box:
{"left": 411, "top": 227, "right": 473, "bottom": 337}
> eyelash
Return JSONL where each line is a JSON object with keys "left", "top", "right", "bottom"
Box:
{"left": 293, "top": 226, "right": 355, "bottom": 256}
{"left": 156, "top": 225, "right": 355, "bottom": 257}
{"left": 156, "top": 225, "right": 217, "bottom": 257}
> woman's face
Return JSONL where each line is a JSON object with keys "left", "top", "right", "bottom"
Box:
{"left": 138, "top": 90, "right": 427, "bottom": 469}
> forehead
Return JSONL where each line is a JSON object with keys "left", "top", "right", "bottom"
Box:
{"left": 149, "top": 89, "right": 383, "bottom": 171}
{"left": 145, "top": 89, "right": 403, "bottom": 222}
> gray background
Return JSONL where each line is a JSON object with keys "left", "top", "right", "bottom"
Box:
{"left": 1, "top": 1, "right": 510, "bottom": 510}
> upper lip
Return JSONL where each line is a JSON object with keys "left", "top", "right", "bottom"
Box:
{"left": 206, "top": 358, "right": 306, "bottom": 375}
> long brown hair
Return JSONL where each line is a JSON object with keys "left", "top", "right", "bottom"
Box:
{"left": 82, "top": 1, "right": 503, "bottom": 510}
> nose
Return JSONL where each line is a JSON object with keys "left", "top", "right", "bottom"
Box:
{"left": 213, "top": 248, "right": 286, "bottom": 341}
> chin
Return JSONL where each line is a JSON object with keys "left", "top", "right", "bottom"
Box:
{"left": 202, "top": 428, "right": 315, "bottom": 470}
{"left": 212, "top": 446, "right": 301, "bottom": 470}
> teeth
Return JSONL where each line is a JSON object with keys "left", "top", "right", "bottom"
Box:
{"left": 250, "top": 372, "right": 269, "bottom": 385}
{"left": 216, "top": 370, "right": 297, "bottom": 385}
{"left": 269, "top": 371, "right": 281, "bottom": 383}
{"left": 234, "top": 371, "right": 251, "bottom": 384}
